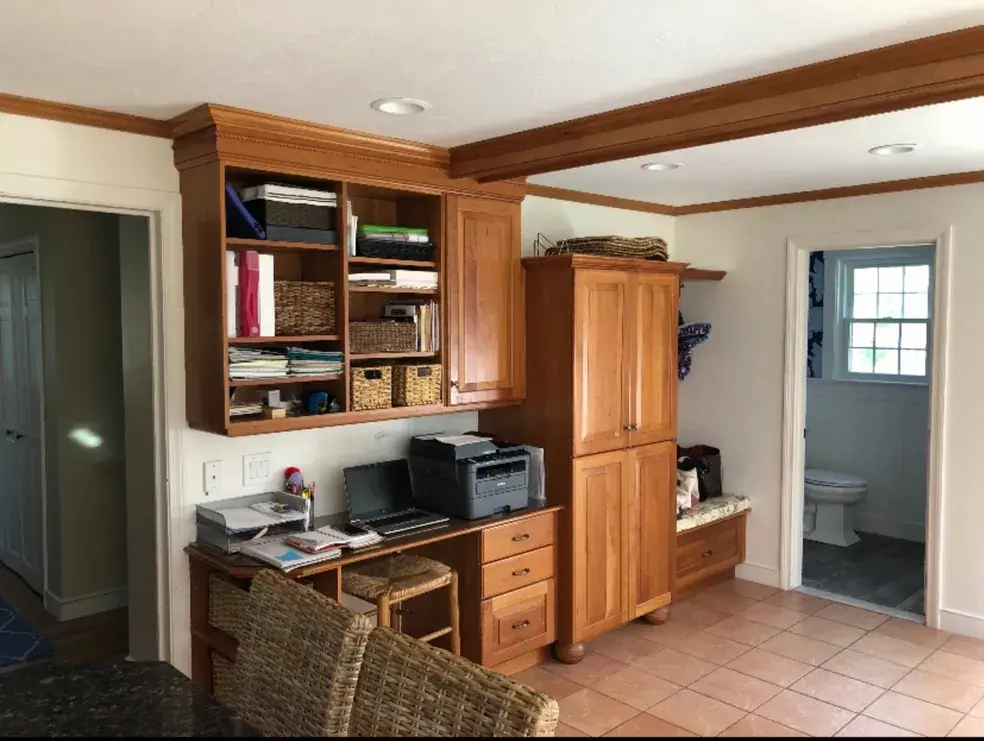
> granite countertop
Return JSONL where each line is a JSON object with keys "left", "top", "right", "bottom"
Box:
{"left": 0, "top": 661, "right": 254, "bottom": 737}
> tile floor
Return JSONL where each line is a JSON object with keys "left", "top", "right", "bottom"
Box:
{"left": 515, "top": 579, "right": 984, "bottom": 737}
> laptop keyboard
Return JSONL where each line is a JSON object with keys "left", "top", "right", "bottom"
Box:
{"left": 368, "top": 510, "right": 427, "bottom": 527}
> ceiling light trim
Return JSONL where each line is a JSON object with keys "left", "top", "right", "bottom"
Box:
{"left": 370, "top": 97, "right": 432, "bottom": 115}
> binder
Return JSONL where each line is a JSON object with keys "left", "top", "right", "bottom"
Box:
{"left": 226, "top": 250, "right": 239, "bottom": 337}
{"left": 239, "top": 250, "right": 261, "bottom": 337}
{"left": 225, "top": 184, "right": 266, "bottom": 240}
{"left": 258, "top": 253, "right": 275, "bottom": 337}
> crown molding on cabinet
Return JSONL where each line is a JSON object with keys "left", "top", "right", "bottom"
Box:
{"left": 525, "top": 184, "right": 676, "bottom": 215}
{"left": 449, "top": 26, "right": 984, "bottom": 181}
{"left": 0, "top": 91, "right": 172, "bottom": 138}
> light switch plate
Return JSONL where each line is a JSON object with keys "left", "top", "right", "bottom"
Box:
{"left": 243, "top": 452, "right": 273, "bottom": 486}
{"left": 204, "top": 460, "right": 221, "bottom": 496}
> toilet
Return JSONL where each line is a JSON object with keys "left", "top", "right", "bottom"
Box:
{"left": 803, "top": 469, "right": 868, "bottom": 547}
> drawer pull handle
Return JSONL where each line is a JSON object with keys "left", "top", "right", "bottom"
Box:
{"left": 511, "top": 534, "right": 530, "bottom": 542}
{"left": 512, "top": 620, "right": 531, "bottom": 630}
{"left": 701, "top": 550, "right": 713, "bottom": 558}
{"left": 512, "top": 568, "right": 531, "bottom": 577}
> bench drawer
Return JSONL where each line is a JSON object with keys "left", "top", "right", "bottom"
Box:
{"left": 481, "top": 512, "right": 555, "bottom": 563}
{"left": 482, "top": 546, "right": 554, "bottom": 599}
{"left": 481, "top": 579, "right": 555, "bottom": 666}
{"left": 675, "top": 514, "right": 746, "bottom": 593}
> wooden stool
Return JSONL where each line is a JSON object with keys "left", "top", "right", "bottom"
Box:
{"left": 341, "top": 553, "right": 460, "bottom": 654}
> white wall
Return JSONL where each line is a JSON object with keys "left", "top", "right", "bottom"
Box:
{"left": 674, "top": 183, "right": 984, "bottom": 631}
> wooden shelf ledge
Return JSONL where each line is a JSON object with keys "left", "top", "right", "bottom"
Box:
{"left": 229, "top": 373, "right": 343, "bottom": 387}
{"left": 228, "top": 335, "right": 340, "bottom": 344}
{"left": 226, "top": 237, "right": 340, "bottom": 253}
{"left": 348, "top": 285, "right": 438, "bottom": 294}
{"left": 347, "top": 256, "right": 438, "bottom": 268}
{"left": 350, "top": 351, "right": 438, "bottom": 361}
{"left": 682, "top": 267, "right": 727, "bottom": 281}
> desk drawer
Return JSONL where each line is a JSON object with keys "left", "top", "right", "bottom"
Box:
{"left": 482, "top": 546, "right": 554, "bottom": 599}
{"left": 481, "top": 513, "right": 555, "bottom": 563}
{"left": 481, "top": 579, "right": 555, "bottom": 666}
{"left": 675, "top": 515, "right": 743, "bottom": 592}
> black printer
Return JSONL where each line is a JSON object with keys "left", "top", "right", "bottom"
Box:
{"left": 409, "top": 433, "right": 530, "bottom": 519}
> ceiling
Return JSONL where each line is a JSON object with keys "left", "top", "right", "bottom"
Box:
{"left": 2, "top": 0, "right": 984, "bottom": 203}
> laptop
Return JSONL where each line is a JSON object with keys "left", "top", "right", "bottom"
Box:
{"left": 343, "top": 459, "right": 449, "bottom": 535}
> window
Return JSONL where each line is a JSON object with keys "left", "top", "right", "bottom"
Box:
{"left": 832, "top": 247, "right": 933, "bottom": 383}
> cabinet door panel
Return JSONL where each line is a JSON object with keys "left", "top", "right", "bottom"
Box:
{"left": 446, "top": 196, "right": 524, "bottom": 405}
{"left": 573, "top": 270, "right": 630, "bottom": 456}
{"left": 627, "top": 441, "right": 675, "bottom": 617}
{"left": 572, "top": 450, "right": 628, "bottom": 642}
{"left": 629, "top": 273, "right": 678, "bottom": 446}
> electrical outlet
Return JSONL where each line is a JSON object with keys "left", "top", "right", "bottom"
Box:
{"left": 204, "top": 461, "right": 221, "bottom": 496}
{"left": 243, "top": 452, "right": 273, "bottom": 486}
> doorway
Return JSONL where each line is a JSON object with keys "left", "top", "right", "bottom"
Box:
{"left": 779, "top": 227, "right": 949, "bottom": 627}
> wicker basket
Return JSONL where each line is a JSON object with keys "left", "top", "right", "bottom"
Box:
{"left": 245, "top": 199, "right": 334, "bottom": 230}
{"left": 349, "top": 321, "right": 416, "bottom": 354}
{"left": 547, "top": 235, "right": 669, "bottom": 261}
{"left": 274, "top": 281, "right": 336, "bottom": 336}
{"left": 208, "top": 574, "right": 249, "bottom": 642}
{"left": 212, "top": 651, "right": 236, "bottom": 704}
{"left": 393, "top": 364, "right": 442, "bottom": 407}
{"left": 355, "top": 239, "right": 435, "bottom": 262}
{"left": 351, "top": 365, "right": 392, "bottom": 411}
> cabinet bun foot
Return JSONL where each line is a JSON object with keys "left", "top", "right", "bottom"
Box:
{"left": 553, "top": 642, "right": 585, "bottom": 664}
{"left": 642, "top": 606, "right": 670, "bottom": 625}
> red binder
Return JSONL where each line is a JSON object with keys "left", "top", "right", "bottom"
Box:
{"left": 239, "top": 250, "right": 260, "bottom": 337}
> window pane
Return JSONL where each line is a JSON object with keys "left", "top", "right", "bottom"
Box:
{"left": 879, "top": 266, "right": 904, "bottom": 292}
{"left": 900, "top": 349, "right": 927, "bottom": 376}
{"left": 900, "top": 323, "right": 927, "bottom": 349}
{"left": 850, "top": 348, "right": 874, "bottom": 373}
{"left": 874, "top": 349, "right": 899, "bottom": 374}
{"left": 904, "top": 292, "right": 928, "bottom": 319}
{"left": 875, "top": 322, "right": 900, "bottom": 349}
{"left": 854, "top": 267, "right": 878, "bottom": 294}
{"left": 878, "top": 293, "right": 903, "bottom": 318}
{"left": 851, "top": 322, "right": 874, "bottom": 348}
{"left": 853, "top": 294, "right": 877, "bottom": 319}
{"left": 905, "top": 264, "right": 930, "bottom": 292}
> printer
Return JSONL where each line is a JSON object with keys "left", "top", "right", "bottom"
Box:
{"left": 409, "top": 433, "right": 530, "bottom": 519}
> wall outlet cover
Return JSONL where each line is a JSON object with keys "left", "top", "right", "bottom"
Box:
{"left": 243, "top": 452, "right": 274, "bottom": 486}
{"left": 204, "top": 460, "right": 221, "bottom": 496}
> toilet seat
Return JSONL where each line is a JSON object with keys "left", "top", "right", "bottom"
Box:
{"left": 805, "top": 469, "right": 866, "bottom": 488}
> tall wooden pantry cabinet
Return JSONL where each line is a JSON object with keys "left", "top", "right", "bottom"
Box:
{"left": 481, "top": 254, "right": 683, "bottom": 662}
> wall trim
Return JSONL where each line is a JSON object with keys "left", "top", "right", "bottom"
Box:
{"left": 854, "top": 514, "right": 926, "bottom": 544}
{"left": 735, "top": 562, "right": 781, "bottom": 588}
{"left": 0, "top": 92, "right": 171, "bottom": 139}
{"left": 525, "top": 184, "right": 676, "bottom": 215}
{"left": 45, "top": 587, "right": 128, "bottom": 622}
{"left": 940, "top": 608, "right": 984, "bottom": 640}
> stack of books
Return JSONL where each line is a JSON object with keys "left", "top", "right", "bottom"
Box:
{"left": 384, "top": 300, "right": 440, "bottom": 352}
{"left": 285, "top": 525, "right": 383, "bottom": 553}
{"left": 230, "top": 401, "right": 264, "bottom": 417}
{"left": 348, "top": 269, "right": 438, "bottom": 290}
{"left": 228, "top": 348, "right": 288, "bottom": 380}
{"left": 286, "top": 348, "right": 344, "bottom": 376}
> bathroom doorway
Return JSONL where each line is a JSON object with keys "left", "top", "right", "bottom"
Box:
{"left": 779, "top": 227, "right": 949, "bottom": 626}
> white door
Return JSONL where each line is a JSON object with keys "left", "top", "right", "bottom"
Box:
{"left": 0, "top": 252, "right": 44, "bottom": 593}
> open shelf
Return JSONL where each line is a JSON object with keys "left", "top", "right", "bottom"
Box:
{"left": 228, "top": 335, "right": 340, "bottom": 345}
{"left": 348, "top": 285, "right": 438, "bottom": 294}
{"left": 226, "top": 237, "right": 340, "bottom": 253}
{"left": 350, "top": 351, "right": 438, "bottom": 361}
{"left": 348, "top": 256, "right": 438, "bottom": 269}
{"left": 229, "top": 373, "right": 344, "bottom": 387}
{"left": 682, "top": 267, "right": 727, "bottom": 281}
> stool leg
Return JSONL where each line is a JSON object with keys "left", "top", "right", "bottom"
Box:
{"left": 377, "top": 594, "right": 391, "bottom": 629}
{"left": 449, "top": 572, "right": 460, "bottom": 656}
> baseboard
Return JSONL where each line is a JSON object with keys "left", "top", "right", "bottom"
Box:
{"left": 939, "top": 608, "right": 984, "bottom": 640}
{"left": 854, "top": 513, "right": 925, "bottom": 543}
{"left": 45, "top": 586, "right": 128, "bottom": 622}
{"left": 735, "top": 562, "right": 781, "bottom": 588}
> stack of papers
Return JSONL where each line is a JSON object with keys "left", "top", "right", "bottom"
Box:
{"left": 348, "top": 270, "right": 438, "bottom": 289}
{"left": 230, "top": 401, "right": 264, "bottom": 417}
{"left": 314, "top": 525, "right": 384, "bottom": 550}
{"left": 240, "top": 538, "right": 342, "bottom": 572}
{"left": 229, "top": 348, "right": 288, "bottom": 380}
{"left": 286, "top": 347, "right": 343, "bottom": 376}
{"left": 241, "top": 184, "right": 337, "bottom": 209}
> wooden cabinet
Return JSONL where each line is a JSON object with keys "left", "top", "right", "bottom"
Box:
{"left": 628, "top": 274, "right": 678, "bottom": 447}
{"left": 446, "top": 195, "right": 525, "bottom": 406}
{"left": 627, "top": 441, "right": 675, "bottom": 617}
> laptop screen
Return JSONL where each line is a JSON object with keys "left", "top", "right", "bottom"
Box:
{"left": 344, "top": 459, "right": 415, "bottom": 520}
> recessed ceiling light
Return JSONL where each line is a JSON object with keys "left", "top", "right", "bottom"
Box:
{"left": 370, "top": 98, "right": 431, "bottom": 115}
{"left": 640, "top": 162, "right": 681, "bottom": 171}
{"left": 868, "top": 143, "right": 919, "bottom": 156}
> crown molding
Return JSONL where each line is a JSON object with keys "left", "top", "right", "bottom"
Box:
{"left": 0, "top": 91, "right": 171, "bottom": 138}
{"left": 525, "top": 183, "right": 675, "bottom": 215}
{"left": 450, "top": 26, "right": 984, "bottom": 181}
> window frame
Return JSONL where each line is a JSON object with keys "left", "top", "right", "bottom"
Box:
{"left": 826, "top": 245, "right": 934, "bottom": 386}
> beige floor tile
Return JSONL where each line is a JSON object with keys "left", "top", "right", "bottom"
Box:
{"left": 950, "top": 714, "right": 984, "bottom": 737}
{"left": 892, "top": 668, "right": 984, "bottom": 713}
{"left": 588, "top": 630, "right": 662, "bottom": 664}
{"left": 555, "top": 722, "right": 589, "bottom": 737}
{"left": 739, "top": 602, "right": 808, "bottom": 630}
{"left": 758, "top": 631, "right": 842, "bottom": 666}
{"left": 691, "top": 590, "right": 759, "bottom": 616}
{"left": 558, "top": 688, "right": 640, "bottom": 737}
{"left": 718, "top": 713, "right": 808, "bottom": 737}
{"left": 625, "top": 619, "right": 697, "bottom": 648}
{"left": 592, "top": 666, "right": 681, "bottom": 711}
{"left": 542, "top": 652, "right": 627, "bottom": 687}
{"left": 815, "top": 603, "right": 890, "bottom": 631}
{"left": 705, "top": 579, "right": 781, "bottom": 602}
{"left": 689, "top": 666, "right": 782, "bottom": 711}
{"left": 864, "top": 691, "right": 963, "bottom": 736}
{"left": 512, "top": 666, "right": 583, "bottom": 700}
{"left": 706, "top": 616, "right": 782, "bottom": 647}
{"left": 790, "top": 667, "right": 885, "bottom": 712}
{"left": 647, "top": 688, "right": 747, "bottom": 736}
{"left": 727, "top": 648, "right": 814, "bottom": 687}
{"left": 667, "top": 600, "right": 730, "bottom": 630}
{"left": 835, "top": 715, "right": 919, "bottom": 737}
{"left": 755, "top": 689, "right": 856, "bottom": 736}
{"left": 632, "top": 648, "right": 717, "bottom": 686}
{"left": 675, "top": 630, "right": 750, "bottom": 665}
{"left": 603, "top": 713, "right": 696, "bottom": 737}
{"left": 944, "top": 634, "right": 984, "bottom": 663}
{"left": 919, "top": 650, "right": 984, "bottom": 687}
{"left": 971, "top": 695, "right": 984, "bottom": 717}
{"left": 764, "top": 591, "right": 832, "bottom": 615}
{"left": 851, "top": 632, "right": 934, "bottom": 669}
{"left": 788, "top": 616, "right": 867, "bottom": 648}
{"left": 822, "top": 648, "right": 911, "bottom": 689}
{"left": 873, "top": 618, "right": 951, "bottom": 650}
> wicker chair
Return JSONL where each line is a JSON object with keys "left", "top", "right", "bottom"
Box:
{"left": 350, "top": 627, "right": 559, "bottom": 737}
{"left": 232, "top": 570, "right": 373, "bottom": 737}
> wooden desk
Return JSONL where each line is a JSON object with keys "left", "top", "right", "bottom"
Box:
{"left": 186, "top": 503, "right": 561, "bottom": 692}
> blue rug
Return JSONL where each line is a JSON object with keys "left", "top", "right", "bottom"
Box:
{"left": 0, "top": 596, "right": 53, "bottom": 668}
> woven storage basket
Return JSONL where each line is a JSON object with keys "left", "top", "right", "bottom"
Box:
{"left": 351, "top": 365, "right": 392, "bottom": 411}
{"left": 274, "top": 281, "right": 336, "bottom": 336}
{"left": 393, "top": 364, "right": 442, "bottom": 407}
{"left": 349, "top": 321, "right": 416, "bottom": 354}
{"left": 250, "top": 199, "right": 334, "bottom": 230}
{"left": 547, "top": 235, "right": 669, "bottom": 261}
{"left": 208, "top": 573, "right": 249, "bottom": 642}
{"left": 212, "top": 651, "right": 236, "bottom": 704}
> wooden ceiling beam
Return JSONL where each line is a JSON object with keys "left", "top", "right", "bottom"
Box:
{"left": 449, "top": 26, "right": 984, "bottom": 182}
